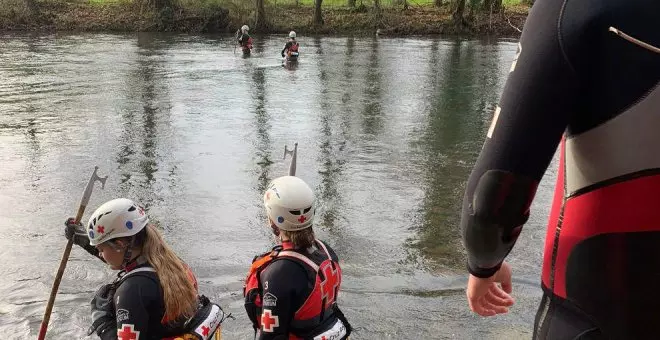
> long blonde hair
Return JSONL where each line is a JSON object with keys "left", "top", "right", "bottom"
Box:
{"left": 141, "top": 224, "right": 197, "bottom": 321}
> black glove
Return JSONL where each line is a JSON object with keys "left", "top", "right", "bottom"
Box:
{"left": 88, "top": 284, "right": 117, "bottom": 338}
{"left": 64, "top": 217, "right": 90, "bottom": 248}
{"left": 281, "top": 52, "right": 285, "bottom": 57}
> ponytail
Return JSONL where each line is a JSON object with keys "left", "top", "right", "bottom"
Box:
{"left": 141, "top": 225, "right": 197, "bottom": 321}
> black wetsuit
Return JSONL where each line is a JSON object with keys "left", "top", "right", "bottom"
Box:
{"left": 76, "top": 245, "right": 182, "bottom": 339}
{"left": 460, "top": 0, "right": 659, "bottom": 339}
{"left": 109, "top": 263, "right": 168, "bottom": 340}
{"left": 238, "top": 33, "right": 251, "bottom": 47}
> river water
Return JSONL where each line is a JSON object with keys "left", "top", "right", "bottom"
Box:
{"left": 0, "top": 32, "right": 558, "bottom": 339}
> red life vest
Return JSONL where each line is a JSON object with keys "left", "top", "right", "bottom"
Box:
{"left": 289, "top": 42, "right": 299, "bottom": 53}
{"left": 243, "top": 240, "right": 346, "bottom": 339}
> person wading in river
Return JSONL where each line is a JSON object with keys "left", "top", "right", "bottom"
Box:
{"left": 236, "top": 25, "right": 253, "bottom": 54}
{"left": 281, "top": 31, "right": 299, "bottom": 60}
{"left": 243, "top": 176, "right": 352, "bottom": 340}
{"left": 458, "top": 0, "right": 660, "bottom": 338}
{"left": 65, "top": 198, "right": 225, "bottom": 339}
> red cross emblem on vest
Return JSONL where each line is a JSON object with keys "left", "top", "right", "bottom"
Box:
{"left": 201, "top": 325, "right": 210, "bottom": 336}
{"left": 117, "top": 324, "right": 140, "bottom": 340}
{"left": 320, "top": 261, "right": 340, "bottom": 307}
{"left": 261, "top": 309, "right": 280, "bottom": 333}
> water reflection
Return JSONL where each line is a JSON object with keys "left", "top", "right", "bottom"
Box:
{"left": 116, "top": 33, "right": 173, "bottom": 209}
{"left": 0, "top": 34, "right": 532, "bottom": 339}
{"left": 25, "top": 116, "right": 42, "bottom": 190}
{"left": 314, "top": 39, "right": 349, "bottom": 234}
{"left": 361, "top": 38, "right": 384, "bottom": 137}
{"left": 251, "top": 67, "right": 273, "bottom": 196}
{"left": 413, "top": 39, "right": 502, "bottom": 271}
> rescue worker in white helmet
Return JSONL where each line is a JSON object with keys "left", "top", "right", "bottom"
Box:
{"left": 236, "top": 25, "right": 253, "bottom": 53}
{"left": 243, "top": 176, "right": 352, "bottom": 340}
{"left": 64, "top": 198, "right": 226, "bottom": 340}
{"left": 281, "top": 31, "right": 300, "bottom": 60}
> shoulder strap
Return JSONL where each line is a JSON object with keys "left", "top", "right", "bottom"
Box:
{"left": 118, "top": 267, "right": 157, "bottom": 282}
{"left": 277, "top": 250, "right": 320, "bottom": 272}
{"left": 247, "top": 253, "right": 277, "bottom": 279}
{"left": 274, "top": 240, "right": 332, "bottom": 272}
{"left": 314, "top": 239, "right": 332, "bottom": 260}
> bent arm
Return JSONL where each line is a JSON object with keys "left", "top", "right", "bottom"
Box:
{"left": 460, "top": 0, "right": 581, "bottom": 278}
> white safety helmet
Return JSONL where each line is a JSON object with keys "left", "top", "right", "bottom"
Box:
{"left": 242, "top": 25, "right": 249, "bottom": 32}
{"left": 263, "top": 176, "right": 315, "bottom": 231}
{"left": 87, "top": 198, "right": 149, "bottom": 246}
{"left": 289, "top": 31, "right": 296, "bottom": 38}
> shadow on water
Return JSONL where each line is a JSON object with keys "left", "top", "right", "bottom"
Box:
{"left": 116, "top": 32, "right": 173, "bottom": 210}
{"left": 411, "top": 39, "right": 502, "bottom": 272}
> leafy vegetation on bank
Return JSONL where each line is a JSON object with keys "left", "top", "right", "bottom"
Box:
{"left": 0, "top": 0, "right": 530, "bottom": 35}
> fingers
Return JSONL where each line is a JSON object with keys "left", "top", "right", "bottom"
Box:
{"left": 467, "top": 285, "right": 513, "bottom": 317}
{"left": 501, "top": 279, "right": 513, "bottom": 294}
{"left": 486, "top": 286, "right": 514, "bottom": 307}
{"left": 489, "top": 284, "right": 514, "bottom": 305}
{"left": 483, "top": 292, "right": 511, "bottom": 314}
{"left": 468, "top": 295, "right": 496, "bottom": 317}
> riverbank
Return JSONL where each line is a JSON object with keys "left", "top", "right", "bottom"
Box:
{"left": 0, "top": 0, "right": 528, "bottom": 36}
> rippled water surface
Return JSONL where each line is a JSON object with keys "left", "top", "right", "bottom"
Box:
{"left": 0, "top": 32, "right": 558, "bottom": 339}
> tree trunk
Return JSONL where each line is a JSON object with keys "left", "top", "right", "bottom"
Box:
{"left": 483, "top": 0, "right": 502, "bottom": 13}
{"left": 347, "top": 0, "right": 355, "bottom": 7}
{"left": 313, "top": 0, "right": 323, "bottom": 26}
{"left": 255, "top": 0, "right": 268, "bottom": 30}
{"left": 24, "top": 0, "right": 40, "bottom": 22}
{"left": 434, "top": 0, "right": 442, "bottom": 7}
{"left": 452, "top": 0, "right": 466, "bottom": 24}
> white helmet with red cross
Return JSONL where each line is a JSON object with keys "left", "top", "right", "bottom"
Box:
{"left": 86, "top": 198, "right": 149, "bottom": 246}
{"left": 263, "top": 176, "right": 315, "bottom": 231}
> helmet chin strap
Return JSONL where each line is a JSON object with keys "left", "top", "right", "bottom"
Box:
{"left": 120, "top": 236, "right": 137, "bottom": 269}
{"left": 270, "top": 223, "right": 280, "bottom": 237}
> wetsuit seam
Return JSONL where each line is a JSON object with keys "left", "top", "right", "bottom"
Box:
{"left": 564, "top": 81, "right": 660, "bottom": 140}
{"left": 557, "top": 0, "right": 579, "bottom": 83}
{"left": 549, "top": 141, "right": 568, "bottom": 300}
{"left": 618, "top": 81, "right": 660, "bottom": 120}
{"left": 567, "top": 167, "right": 660, "bottom": 198}
{"left": 572, "top": 327, "right": 599, "bottom": 340}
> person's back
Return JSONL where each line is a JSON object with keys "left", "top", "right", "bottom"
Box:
{"left": 255, "top": 240, "right": 346, "bottom": 339}
{"left": 536, "top": 1, "right": 660, "bottom": 337}
{"left": 244, "top": 176, "right": 351, "bottom": 340}
{"left": 237, "top": 25, "right": 252, "bottom": 50}
{"left": 459, "top": 0, "right": 659, "bottom": 339}
{"left": 282, "top": 31, "right": 299, "bottom": 58}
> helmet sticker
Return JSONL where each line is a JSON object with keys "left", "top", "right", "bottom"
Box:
{"left": 125, "top": 221, "right": 133, "bottom": 229}
{"left": 277, "top": 216, "right": 284, "bottom": 224}
{"left": 97, "top": 225, "right": 105, "bottom": 234}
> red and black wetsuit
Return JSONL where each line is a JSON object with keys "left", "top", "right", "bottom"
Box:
{"left": 244, "top": 240, "right": 350, "bottom": 340}
{"left": 460, "top": 0, "right": 659, "bottom": 338}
